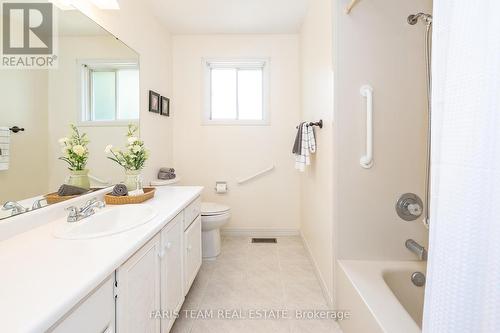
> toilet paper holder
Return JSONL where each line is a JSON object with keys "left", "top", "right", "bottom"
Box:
{"left": 214, "top": 181, "right": 228, "bottom": 194}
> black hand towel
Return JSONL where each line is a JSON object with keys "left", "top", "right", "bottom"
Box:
{"left": 111, "top": 184, "right": 128, "bottom": 196}
{"left": 57, "top": 184, "right": 89, "bottom": 196}
{"left": 292, "top": 122, "right": 305, "bottom": 155}
{"left": 159, "top": 167, "right": 175, "bottom": 173}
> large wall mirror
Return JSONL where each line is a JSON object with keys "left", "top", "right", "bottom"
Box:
{"left": 0, "top": 3, "right": 139, "bottom": 220}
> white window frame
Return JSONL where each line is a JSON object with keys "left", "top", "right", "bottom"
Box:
{"left": 77, "top": 59, "right": 140, "bottom": 127}
{"left": 203, "top": 58, "right": 270, "bottom": 126}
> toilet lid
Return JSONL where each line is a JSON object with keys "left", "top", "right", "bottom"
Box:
{"left": 201, "top": 202, "right": 230, "bottom": 216}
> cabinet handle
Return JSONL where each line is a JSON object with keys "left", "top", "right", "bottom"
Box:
{"left": 159, "top": 242, "right": 172, "bottom": 259}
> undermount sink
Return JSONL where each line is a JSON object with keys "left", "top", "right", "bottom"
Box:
{"left": 53, "top": 204, "right": 158, "bottom": 240}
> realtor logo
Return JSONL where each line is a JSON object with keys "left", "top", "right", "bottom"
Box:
{"left": 1, "top": 2, "right": 57, "bottom": 68}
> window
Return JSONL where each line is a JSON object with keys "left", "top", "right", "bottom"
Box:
{"left": 204, "top": 59, "right": 269, "bottom": 125}
{"left": 79, "top": 60, "right": 139, "bottom": 124}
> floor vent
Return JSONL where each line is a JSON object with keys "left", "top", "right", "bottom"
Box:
{"left": 251, "top": 238, "right": 277, "bottom": 244}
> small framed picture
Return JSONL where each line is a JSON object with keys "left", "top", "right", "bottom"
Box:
{"left": 149, "top": 90, "right": 160, "bottom": 113}
{"left": 160, "top": 96, "right": 170, "bottom": 117}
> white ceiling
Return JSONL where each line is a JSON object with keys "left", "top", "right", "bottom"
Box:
{"left": 147, "top": 0, "right": 310, "bottom": 34}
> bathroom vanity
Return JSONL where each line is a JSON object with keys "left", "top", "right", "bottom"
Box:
{"left": 0, "top": 186, "right": 203, "bottom": 333}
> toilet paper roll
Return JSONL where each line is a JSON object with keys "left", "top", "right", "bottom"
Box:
{"left": 216, "top": 183, "right": 227, "bottom": 193}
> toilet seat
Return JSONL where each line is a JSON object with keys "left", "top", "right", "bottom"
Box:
{"left": 201, "top": 202, "right": 230, "bottom": 216}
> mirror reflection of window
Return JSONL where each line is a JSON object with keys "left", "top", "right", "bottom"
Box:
{"left": 80, "top": 61, "right": 139, "bottom": 123}
{"left": 92, "top": 71, "right": 116, "bottom": 121}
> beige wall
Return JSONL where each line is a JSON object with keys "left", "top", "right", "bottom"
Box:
{"left": 299, "top": 0, "right": 335, "bottom": 304}
{"left": 47, "top": 36, "right": 138, "bottom": 191}
{"left": 0, "top": 71, "right": 49, "bottom": 202}
{"left": 171, "top": 35, "right": 301, "bottom": 232}
{"left": 72, "top": 1, "right": 173, "bottom": 183}
{"left": 333, "top": 0, "right": 432, "bottom": 261}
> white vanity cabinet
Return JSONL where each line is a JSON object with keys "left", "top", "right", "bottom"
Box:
{"left": 115, "top": 196, "right": 201, "bottom": 333}
{"left": 184, "top": 197, "right": 201, "bottom": 229}
{"left": 49, "top": 196, "right": 202, "bottom": 333}
{"left": 116, "top": 234, "right": 162, "bottom": 333}
{"left": 160, "top": 212, "right": 185, "bottom": 332}
{"left": 49, "top": 276, "right": 115, "bottom": 333}
{"left": 184, "top": 216, "right": 202, "bottom": 293}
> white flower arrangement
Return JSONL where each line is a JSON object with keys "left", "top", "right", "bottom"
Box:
{"left": 105, "top": 124, "right": 148, "bottom": 171}
{"left": 58, "top": 124, "right": 89, "bottom": 171}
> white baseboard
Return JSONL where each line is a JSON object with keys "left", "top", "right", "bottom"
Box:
{"left": 300, "top": 231, "right": 334, "bottom": 308}
{"left": 221, "top": 228, "right": 300, "bottom": 238}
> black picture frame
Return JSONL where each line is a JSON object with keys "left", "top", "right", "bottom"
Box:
{"left": 149, "top": 90, "right": 160, "bottom": 113}
{"left": 160, "top": 96, "right": 170, "bottom": 117}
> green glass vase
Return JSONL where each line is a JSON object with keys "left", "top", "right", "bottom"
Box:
{"left": 67, "top": 169, "right": 90, "bottom": 190}
{"left": 123, "top": 170, "right": 142, "bottom": 191}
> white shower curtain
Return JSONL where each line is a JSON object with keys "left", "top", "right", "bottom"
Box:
{"left": 423, "top": 1, "right": 500, "bottom": 332}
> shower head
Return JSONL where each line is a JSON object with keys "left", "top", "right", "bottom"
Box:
{"left": 408, "top": 13, "right": 433, "bottom": 26}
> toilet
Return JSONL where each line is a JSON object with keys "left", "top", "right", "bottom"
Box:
{"left": 201, "top": 202, "right": 231, "bottom": 259}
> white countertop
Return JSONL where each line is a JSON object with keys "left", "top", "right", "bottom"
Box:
{"left": 0, "top": 186, "right": 203, "bottom": 333}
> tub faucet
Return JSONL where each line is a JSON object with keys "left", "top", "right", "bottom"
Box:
{"left": 405, "top": 239, "right": 427, "bottom": 260}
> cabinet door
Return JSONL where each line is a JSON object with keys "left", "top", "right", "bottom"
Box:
{"left": 116, "top": 234, "right": 161, "bottom": 333}
{"left": 160, "top": 212, "right": 185, "bottom": 332}
{"left": 49, "top": 276, "right": 115, "bottom": 333}
{"left": 184, "top": 216, "right": 202, "bottom": 293}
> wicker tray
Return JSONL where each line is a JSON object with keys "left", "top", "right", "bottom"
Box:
{"left": 44, "top": 192, "right": 79, "bottom": 204}
{"left": 104, "top": 187, "right": 156, "bottom": 205}
{"left": 44, "top": 188, "right": 98, "bottom": 204}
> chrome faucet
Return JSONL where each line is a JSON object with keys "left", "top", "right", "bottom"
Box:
{"left": 66, "top": 198, "right": 105, "bottom": 223}
{"left": 405, "top": 239, "right": 427, "bottom": 260}
{"left": 2, "top": 201, "right": 27, "bottom": 216}
{"left": 31, "top": 198, "right": 47, "bottom": 210}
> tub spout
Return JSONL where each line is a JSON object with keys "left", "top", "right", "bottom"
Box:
{"left": 405, "top": 239, "right": 427, "bottom": 260}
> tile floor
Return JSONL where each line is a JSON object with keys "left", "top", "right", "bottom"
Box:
{"left": 171, "top": 236, "right": 343, "bottom": 333}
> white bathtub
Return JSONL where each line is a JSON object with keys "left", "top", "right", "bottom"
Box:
{"left": 336, "top": 260, "right": 426, "bottom": 333}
